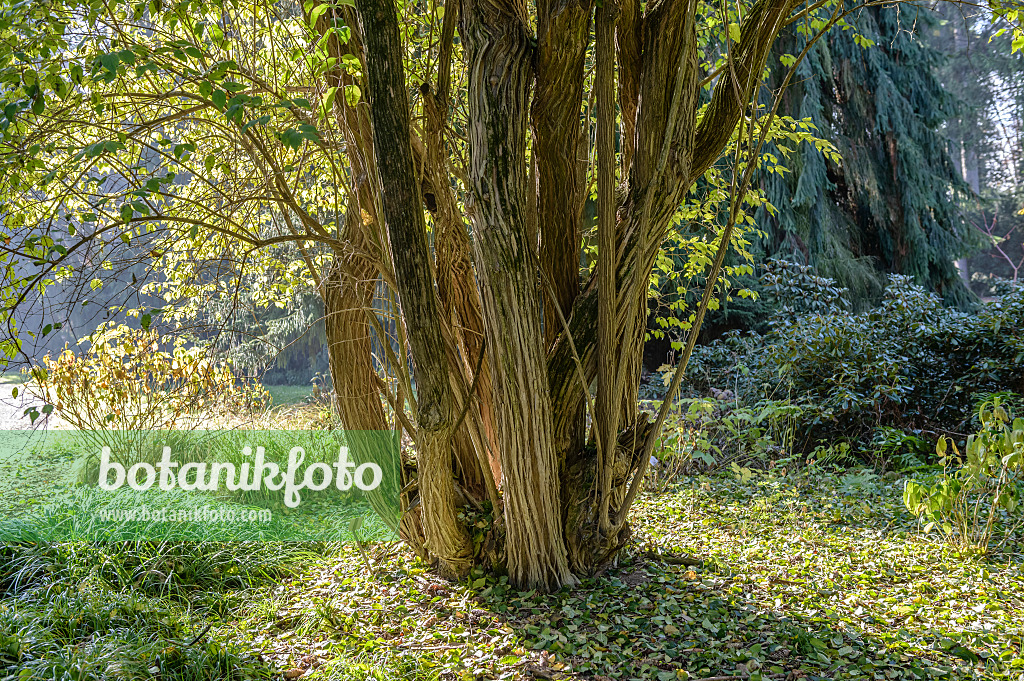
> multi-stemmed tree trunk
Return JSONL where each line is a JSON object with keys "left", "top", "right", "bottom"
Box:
{"left": 323, "top": 0, "right": 800, "bottom": 589}
{"left": 0, "top": 0, "right": 833, "bottom": 592}
{"left": 2, "top": 0, "right": 1016, "bottom": 594}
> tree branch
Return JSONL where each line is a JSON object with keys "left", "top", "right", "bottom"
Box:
{"left": 690, "top": 0, "right": 801, "bottom": 181}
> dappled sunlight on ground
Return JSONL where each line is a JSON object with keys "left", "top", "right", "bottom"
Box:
{"left": 1, "top": 453, "right": 1021, "bottom": 680}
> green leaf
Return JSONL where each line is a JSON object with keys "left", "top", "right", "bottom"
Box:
{"left": 344, "top": 84, "right": 361, "bottom": 107}
{"left": 949, "top": 646, "right": 980, "bottom": 663}
{"left": 322, "top": 86, "right": 338, "bottom": 114}
{"left": 241, "top": 114, "right": 272, "bottom": 132}
{"left": 308, "top": 3, "right": 329, "bottom": 26}
{"left": 212, "top": 89, "right": 227, "bottom": 110}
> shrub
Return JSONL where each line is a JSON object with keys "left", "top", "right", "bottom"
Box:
{"left": 760, "top": 258, "right": 851, "bottom": 322}
{"left": 647, "top": 397, "right": 805, "bottom": 482}
{"left": 683, "top": 273, "right": 1024, "bottom": 455}
{"left": 27, "top": 324, "right": 267, "bottom": 438}
{"left": 903, "top": 399, "right": 1024, "bottom": 555}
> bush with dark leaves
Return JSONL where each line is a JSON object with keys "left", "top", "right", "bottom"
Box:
{"left": 685, "top": 274, "right": 1024, "bottom": 456}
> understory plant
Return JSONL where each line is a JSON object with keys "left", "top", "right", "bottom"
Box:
{"left": 684, "top": 271, "right": 1024, "bottom": 455}
{"left": 647, "top": 396, "right": 804, "bottom": 482}
{"left": 903, "top": 399, "right": 1024, "bottom": 555}
{"left": 26, "top": 324, "right": 267, "bottom": 457}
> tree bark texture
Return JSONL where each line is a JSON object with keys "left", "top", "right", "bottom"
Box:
{"left": 533, "top": 0, "right": 592, "bottom": 349}
{"left": 595, "top": 0, "right": 620, "bottom": 533}
{"left": 324, "top": 0, "right": 807, "bottom": 590}
{"left": 461, "top": 0, "right": 575, "bottom": 590}
{"left": 355, "top": 0, "right": 474, "bottom": 579}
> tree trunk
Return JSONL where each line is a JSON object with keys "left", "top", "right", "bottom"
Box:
{"left": 355, "top": 0, "right": 474, "bottom": 579}
{"left": 333, "top": 0, "right": 803, "bottom": 589}
{"left": 595, "top": 0, "right": 621, "bottom": 533}
{"left": 421, "top": 80, "right": 501, "bottom": 486}
{"left": 461, "top": 0, "right": 575, "bottom": 591}
{"left": 532, "top": 0, "right": 591, "bottom": 349}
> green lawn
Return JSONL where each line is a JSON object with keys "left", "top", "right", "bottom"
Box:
{"left": 0, "top": 372, "right": 30, "bottom": 387}
{"left": 265, "top": 384, "right": 315, "bottom": 406}
{"left": 2, "top": 468, "right": 1020, "bottom": 680}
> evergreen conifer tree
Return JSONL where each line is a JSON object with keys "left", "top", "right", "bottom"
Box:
{"left": 759, "top": 6, "right": 974, "bottom": 307}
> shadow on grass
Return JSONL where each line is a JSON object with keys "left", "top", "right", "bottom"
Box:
{"left": 0, "top": 540, "right": 320, "bottom": 681}
{"left": 203, "top": 539, "right": 1015, "bottom": 681}
{"left": 471, "top": 554, "right": 1000, "bottom": 680}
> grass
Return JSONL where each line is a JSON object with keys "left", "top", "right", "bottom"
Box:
{"left": 0, "top": 430, "right": 400, "bottom": 543}
{"left": 2, "top": 467, "right": 1020, "bottom": 681}
{"left": 0, "top": 372, "right": 30, "bottom": 387}
{"left": 0, "top": 541, "right": 317, "bottom": 680}
{"left": 265, "top": 385, "right": 315, "bottom": 407}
